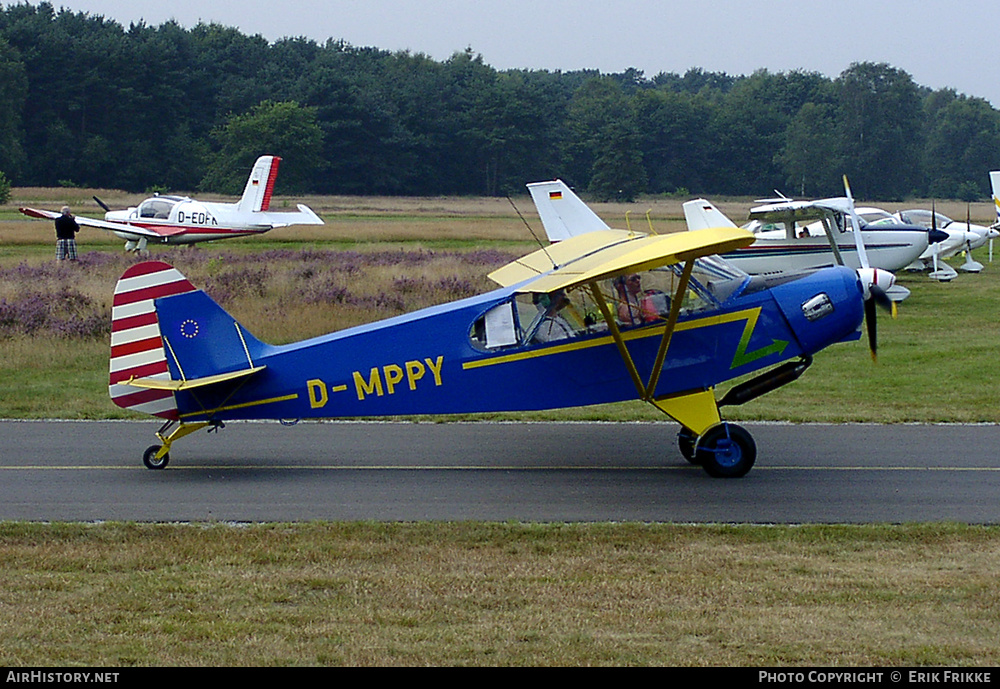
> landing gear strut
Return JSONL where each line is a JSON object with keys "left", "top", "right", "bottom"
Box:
{"left": 140, "top": 419, "right": 218, "bottom": 469}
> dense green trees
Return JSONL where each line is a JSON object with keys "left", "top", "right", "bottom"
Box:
{"left": 1, "top": 3, "right": 999, "bottom": 200}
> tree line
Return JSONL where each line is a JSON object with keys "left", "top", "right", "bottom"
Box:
{"left": 2, "top": 2, "right": 999, "bottom": 202}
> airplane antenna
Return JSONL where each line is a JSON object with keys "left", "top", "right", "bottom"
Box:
{"left": 645, "top": 209, "right": 657, "bottom": 235}
{"left": 507, "top": 196, "right": 557, "bottom": 269}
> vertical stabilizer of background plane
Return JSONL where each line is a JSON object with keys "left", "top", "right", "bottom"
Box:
{"left": 526, "top": 180, "right": 610, "bottom": 242}
{"left": 237, "top": 155, "right": 282, "bottom": 213}
{"left": 991, "top": 171, "right": 1000, "bottom": 227}
{"left": 683, "top": 199, "right": 739, "bottom": 231}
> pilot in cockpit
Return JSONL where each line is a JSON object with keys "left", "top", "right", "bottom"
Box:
{"left": 532, "top": 290, "right": 576, "bottom": 343}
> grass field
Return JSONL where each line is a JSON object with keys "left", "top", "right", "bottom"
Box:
{"left": 2, "top": 522, "right": 999, "bottom": 666}
{"left": 2, "top": 188, "right": 999, "bottom": 666}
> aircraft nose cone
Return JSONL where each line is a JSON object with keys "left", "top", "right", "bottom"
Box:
{"left": 928, "top": 228, "right": 949, "bottom": 244}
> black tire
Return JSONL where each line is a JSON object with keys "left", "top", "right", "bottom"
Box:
{"left": 677, "top": 427, "right": 699, "bottom": 464}
{"left": 143, "top": 444, "right": 169, "bottom": 470}
{"left": 696, "top": 424, "right": 756, "bottom": 478}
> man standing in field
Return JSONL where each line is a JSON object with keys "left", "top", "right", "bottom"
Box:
{"left": 54, "top": 206, "right": 80, "bottom": 260}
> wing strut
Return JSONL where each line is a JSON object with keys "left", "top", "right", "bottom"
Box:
{"left": 587, "top": 260, "right": 723, "bottom": 435}
{"left": 645, "top": 259, "right": 693, "bottom": 397}
{"left": 587, "top": 259, "right": 702, "bottom": 403}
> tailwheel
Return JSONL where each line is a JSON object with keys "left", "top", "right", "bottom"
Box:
{"left": 143, "top": 444, "right": 170, "bottom": 470}
{"left": 677, "top": 427, "right": 700, "bottom": 464}
{"left": 695, "top": 423, "right": 756, "bottom": 478}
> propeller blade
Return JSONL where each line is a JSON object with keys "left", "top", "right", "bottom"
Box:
{"left": 93, "top": 196, "right": 111, "bottom": 213}
{"left": 869, "top": 284, "right": 898, "bottom": 319}
{"left": 864, "top": 297, "right": 878, "bottom": 361}
{"left": 843, "top": 175, "right": 871, "bottom": 270}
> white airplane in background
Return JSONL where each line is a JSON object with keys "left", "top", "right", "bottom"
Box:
{"left": 527, "top": 177, "right": 900, "bottom": 306}
{"left": 21, "top": 155, "right": 323, "bottom": 252}
{"left": 891, "top": 205, "right": 996, "bottom": 279}
{"left": 682, "top": 194, "right": 942, "bottom": 300}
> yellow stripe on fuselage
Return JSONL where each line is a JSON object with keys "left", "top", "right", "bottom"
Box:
{"left": 462, "top": 307, "right": 762, "bottom": 371}
{"left": 179, "top": 393, "right": 299, "bottom": 419}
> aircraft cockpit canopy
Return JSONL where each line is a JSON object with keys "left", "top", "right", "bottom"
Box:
{"left": 138, "top": 196, "right": 185, "bottom": 220}
{"left": 895, "top": 209, "right": 954, "bottom": 229}
{"left": 470, "top": 256, "right": 750, "bottom": 351}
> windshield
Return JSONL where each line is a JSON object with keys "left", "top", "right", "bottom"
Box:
{"left": 897, "top": 209, "right": 952, "bottom": 228}
{"left": 469, "top": 256, "right": 750, "bottom": 351}
{"left": 137, "top": 196, "right": 182, "bottom": 220}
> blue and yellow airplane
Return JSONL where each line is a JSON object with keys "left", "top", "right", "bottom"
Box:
{"left": 110, "top": 219, "right": 890, "bottom": 478}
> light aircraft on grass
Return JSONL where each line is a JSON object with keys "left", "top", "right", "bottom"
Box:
{"left": 891, "top": 205, "right": 996, "bottom": 279}
{"left": 528, "top": 178, "right": 919, "bottom": 302}
{"left": 20, "top": 156, "right": 323, "bottom": 252}
{"left": 682, "top": 194, "right": 937, "bottom": 294}
{"left": 111, "top": 180, "right": 894, "bottom": 478}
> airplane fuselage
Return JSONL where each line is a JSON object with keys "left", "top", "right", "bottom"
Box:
{"left": 107, "top": 197, "right": 271, "bottom": 245}
{"left": 151, "top": 266, "right": 865, "bottom": 423}
{"left": 723, "top": 228, "right": 928, "bottom": 276}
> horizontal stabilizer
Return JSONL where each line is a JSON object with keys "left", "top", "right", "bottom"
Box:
{"left": 120, "top": 365, "right": 266, "bottom": 391}
{"left": 255, "top": 203, "right": 325, "bottom": 227}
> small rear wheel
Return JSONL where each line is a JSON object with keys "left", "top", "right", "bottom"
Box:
{"left": 143, "top": 444, "right": 169, "bottom": 470}
{"left": 696, "top": 424, "right": 756, "bottom": 478}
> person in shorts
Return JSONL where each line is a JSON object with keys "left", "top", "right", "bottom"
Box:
{"left": 55, "top": 206, "right": 80, "bottom": 260}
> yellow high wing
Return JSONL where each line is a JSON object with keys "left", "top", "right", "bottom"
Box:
{"left": 489, "top": 226, "right": 756, "bottom": 435}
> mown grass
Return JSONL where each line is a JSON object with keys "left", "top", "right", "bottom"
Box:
{"left": 1, "top": 522, "right": 998, "bottom": 666}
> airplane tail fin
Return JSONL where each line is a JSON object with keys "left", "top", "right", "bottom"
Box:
{"left": 683, "top": 199, "right": 738, "bottom": 231}
{"left": 991, "top": 170, "right": 1000, "bottom": 227}
{"left": 526, "top": 180, "right": 610, "bottom": 241}
{"left": 110, "top": 262, "right": 267, "bottom": 418}
{"left": 236, "top": 155, "right": 282, "bottom": 213}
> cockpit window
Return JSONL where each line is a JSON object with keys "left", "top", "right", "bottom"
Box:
{"left": 469, "top": 256, "right": 750, "bottom": 350}
{"left": 138, "top": 197, "right": 179, "bottom": 219}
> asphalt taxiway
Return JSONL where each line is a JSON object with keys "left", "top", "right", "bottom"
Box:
{"left": 0, "top": 420, "right": 997, "bottom": 522}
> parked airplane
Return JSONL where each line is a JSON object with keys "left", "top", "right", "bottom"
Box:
{"left": 527, "top": 179, "right": 921, "bottom": 302}
{"left": 110, "top": 210, "right": 893, "bottom": 478}
{"left": 892, "top": 205, "right": 996, "bottom": 279}
{"left": 20, "top": 156, "right": 323, "bottom": 251}
{"left": 683, "top": 196, "right": 935, "bottom": 287}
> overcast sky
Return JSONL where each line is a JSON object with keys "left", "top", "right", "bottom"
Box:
{"left": 28, "top": 0, "right": 1000, "bottom": 107}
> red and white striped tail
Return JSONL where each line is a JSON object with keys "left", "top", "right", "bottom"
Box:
{"left": 109, "top": 262, "right": 196, "bottom": 419}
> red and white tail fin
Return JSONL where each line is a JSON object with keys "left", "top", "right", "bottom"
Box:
{"left": 109, "top": 262, "right": 196, "bottom": 419}
{"left": 991, "top": 170, "right": 1000, "bottom": 227}
{"left": 236, "top": 155, "right": 281, "bottom": 213}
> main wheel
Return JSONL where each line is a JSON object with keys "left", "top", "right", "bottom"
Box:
{"left": 677, "top": 427, "right": 699, "bottom": 464}
{"left": 142, "top": 444, "right": 170, "bottom": 470}
{"left": 695, "top": 424, "right": 756, "bottom": 478}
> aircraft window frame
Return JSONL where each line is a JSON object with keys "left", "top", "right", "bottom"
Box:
{"left": 468, "top": 257, "right": 750, "bottom": 352}
{"left": 899, "top": 209, "right": 952, "bottom": 229}
{"left": 138, "top": 198, "right": 179, "bottom": 220}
